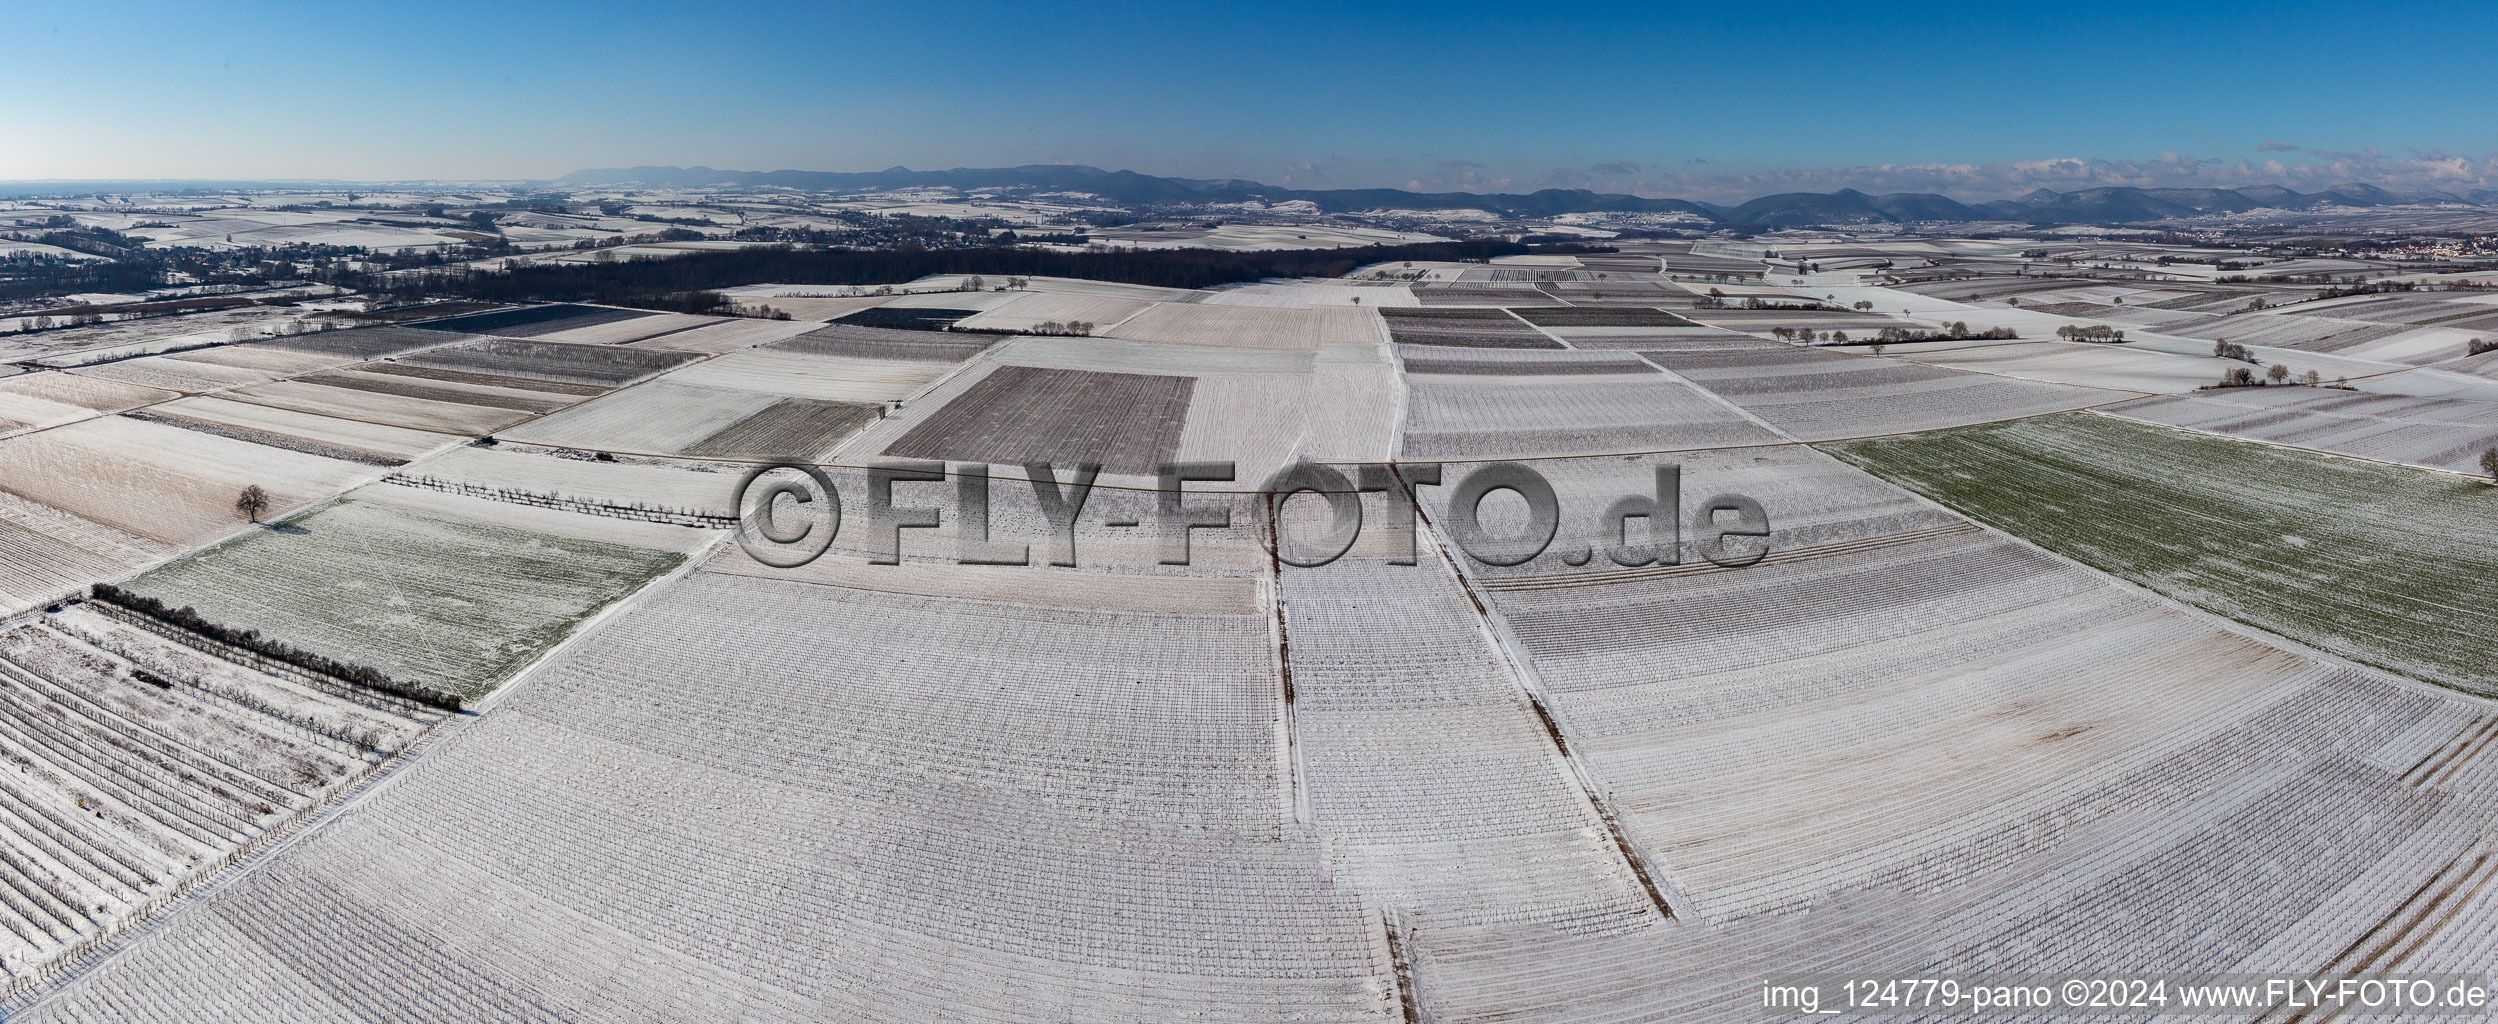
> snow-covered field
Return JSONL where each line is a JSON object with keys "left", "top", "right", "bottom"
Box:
{"left": 0, "top": 605, "right": 442, "bottom": 991}
{"left": 1644, "top": 336, "right": 2123, "bottom": 440}
{"left": 1105, "top": 302, "right": 1384, "bottom": 348}
{"left": 1401, "top": 372, "right": 1784, "bottom": 459}
{"left": 0, "top": 240, "right": 105, "bottom": 261}
{"left": 1091, "top": 222, "right": 1446, "bottom": 251}
{"left": 949, "top": 291, "right": 1154, "bottom": 333}
{"left": 503, "top": 381, "right": 782, "bottom": 454}
{"left": 1888, "top": 337, "right": 2238, "bottom": 392}
{"left": 629, "top": 316, "right": 818, "bottom": 353}
{"left": 390, "top": 444, "right": 742, "bottom": 516}
{"left": 2102, "top": 386, "right": 2498, "bottom": 473}
{"left": 0, "top": 307, "right": 323, "bottom": 363}
{"left": 659, "top": 344, "right": 960, "bottom": 403}
{"left": 4, "top": 239, "right": 2498, "bottom": 1022}
{"left": 1201, "top": 279, "right": 1419, "bottom": 307}
{"left": 147, "top": 395, "right": 462, "bottom": 461}
{"left": 898, "top": 275, "right": 1202, "bottom": 302}
{"left": 220, "top": 378, "right": 535, "bottom": 435}
{"left": 0, "top": 415, "right": 388, "bottom": 545}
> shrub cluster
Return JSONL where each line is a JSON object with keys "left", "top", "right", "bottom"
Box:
{"left": 1697, "top": 293, "right": 1836, "bottom": 311}
{"left": 1790, "top": 322, "right": 2018, "bottom": 345}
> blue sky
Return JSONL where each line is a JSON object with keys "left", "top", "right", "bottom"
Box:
{"left": 10, "top": 0, "right": 2498, "bottom": 200}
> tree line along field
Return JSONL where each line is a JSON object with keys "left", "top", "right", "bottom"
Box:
{"left": 1822, "top": 412, "right": 2498, "bottom": 696}
{"left": 116, "top": 498, "right": 691, "bottom": 701}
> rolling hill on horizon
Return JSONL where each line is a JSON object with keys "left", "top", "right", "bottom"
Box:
{"left": 559, "top": 163, "right": 2497, "bottom": 227}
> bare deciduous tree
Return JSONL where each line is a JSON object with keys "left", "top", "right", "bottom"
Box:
{"left": 235, "top": 485, "right": 270, "bottom": 524}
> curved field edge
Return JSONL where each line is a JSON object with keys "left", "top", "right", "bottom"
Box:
{"left": 1817, "top": 411, "right": 2498, "bottom": 698}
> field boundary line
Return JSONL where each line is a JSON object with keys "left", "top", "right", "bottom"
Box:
{"left": 1094, "top": 302, "right": 1157, "bottom": 335}
{"left": 1630, "top": 351, "right": 1798, "bottom": 443}
{"left": 1809, "top": 436, "right": 2498, "bottom": 713}
{"left": 2084, "top": 403, "right": 2498, "bottom": 483}
{"left": 1808, "top": 333, "right": 2168, "bottom": 399}
{"left": 1501, "top": 310, "right": 1575, "bottom": 350}
{"left": 1481, "top": 520, "right": 1983, "bottom": 593}
{"left": 1260, "top": 506, "right": 1309, "bottom": 828}
{"left": 1405, "top": 481, "right": 1683, "bottom": 923}
{"left": 1386, "top": 344, "right": 1411, "bottom": 459}
{"left": 466, "top": 529, "right": 729, "bottom": 716}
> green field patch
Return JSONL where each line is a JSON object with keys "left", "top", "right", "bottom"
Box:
{"left": 1821, "top": 412, "right": 2498, "bottom": 696}
{"left": 123, "top": 499, "right": 685, "bottom": 700}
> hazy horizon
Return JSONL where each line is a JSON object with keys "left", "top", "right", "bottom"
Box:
{"left": 2, "top": 159, "right": 2492, "bottom": 208}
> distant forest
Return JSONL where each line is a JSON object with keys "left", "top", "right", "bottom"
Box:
{"left": 380, "top": 239, "right": 1605, "bottom": 311}
{"left": 0, "top": 260, "right": 161, "bottom": 303}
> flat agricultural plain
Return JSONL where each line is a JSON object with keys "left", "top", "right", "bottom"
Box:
{"left": 1823, "top": 411, "right": 2498, "bottom": 695}
{"left": 4, "top": 233, "right": 2498, "bottom": 1023}
{"left": 1643, "top": 337, "right": 2121, "bottom": 440}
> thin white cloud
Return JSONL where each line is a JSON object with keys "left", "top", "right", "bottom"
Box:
{"left": 1279, "top": 158, "right": 1334, "bottom": 186}
{"left": 1412, "top": 159, "right": 1508, "bottom": 191}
